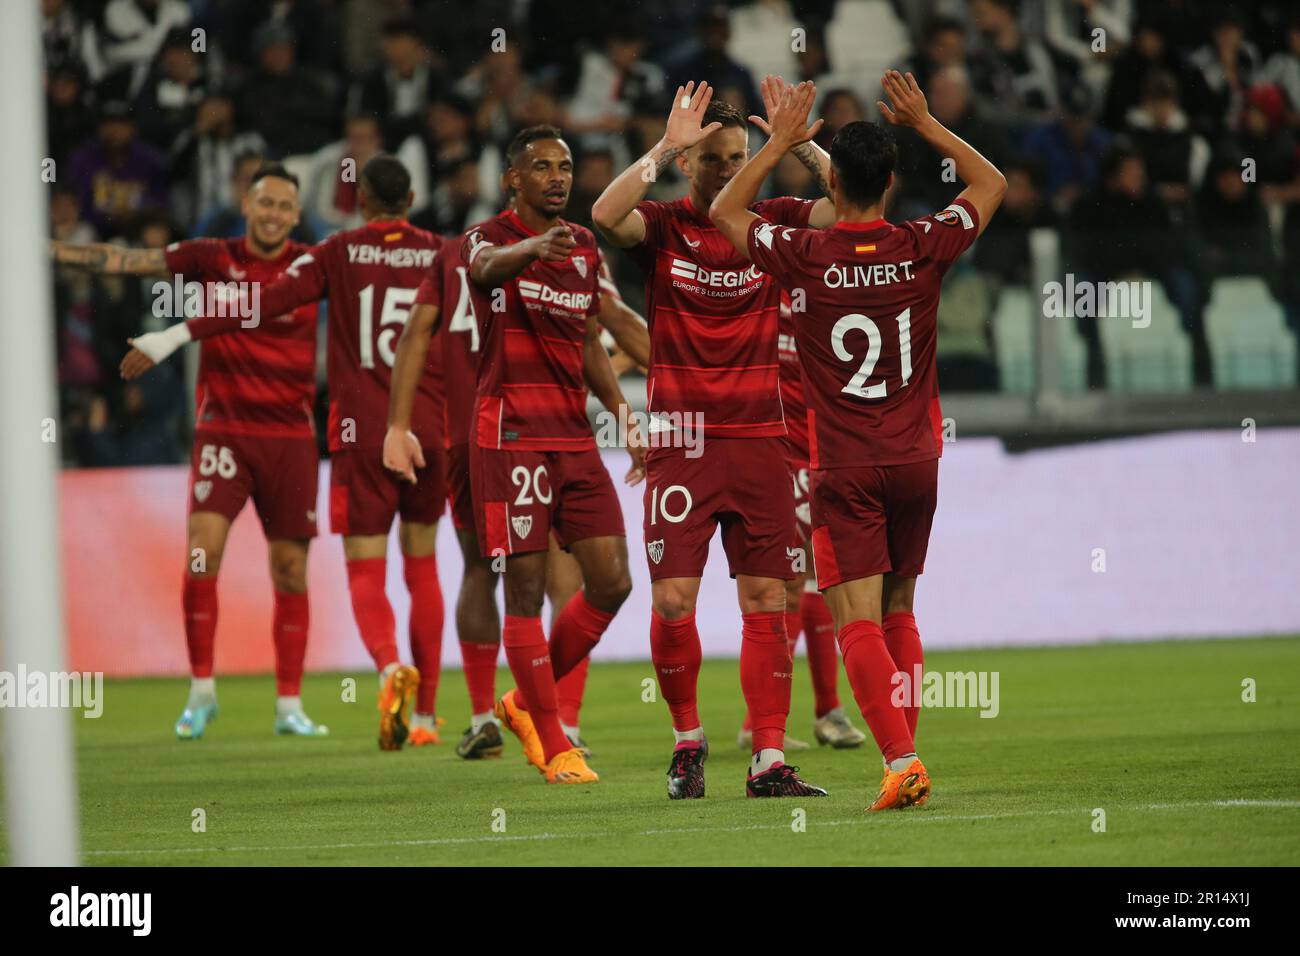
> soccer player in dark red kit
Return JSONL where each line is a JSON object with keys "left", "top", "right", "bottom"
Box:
{"left": 124, "top": 156, "right": 448, "bottom": 751}
{"left": 385, "top": 230, "right": 649, "bottom": 762}
{"left": 592, "top": 80, "right": 836, "bottom": 799}
{"left": 711, "top": 74, "right": 1006, "bottom": 810}
{"left": 53, "top": 164, "right": 327, "bottom": 740}
{"left": 451, "top": 125, "right": 642, "bottom": 785}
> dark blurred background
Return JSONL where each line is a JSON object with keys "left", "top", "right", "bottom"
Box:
{"left": 43, "top": 0, "right": 1300, "bottom": 466}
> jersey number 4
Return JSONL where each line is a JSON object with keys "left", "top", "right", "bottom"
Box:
{"left": 358, "top": 284, "right": 418, "bottom": 368}
{"left": 832, "top": 308, "right": 912, "bottom": 399}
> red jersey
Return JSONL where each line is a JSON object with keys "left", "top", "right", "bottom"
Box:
{"left": 777, "top": 292, "right": 808, "bottom": 462}
{"left": 462, "top": 210, "right": 602, "bottom": 452}
{"left": 189, "top": 220, "right": 443, "bottom": 452}
{"left": 163, "top": 237, "right": 316, "bottom": 438}
{"left": 416, "top": 230, "right": 481, "bottom": 448}
{"left": 626, "top": 195, "right": 814, "bottom": 438}
{"left": 745, "top": 198, "right": 981, "bottom": 468}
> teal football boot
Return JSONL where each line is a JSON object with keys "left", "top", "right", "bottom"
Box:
{"left": 175, "top": 699, "right": 218, "bottom": 740}
{"left": 274, "top": 710, "right": 330, "bottom": 737}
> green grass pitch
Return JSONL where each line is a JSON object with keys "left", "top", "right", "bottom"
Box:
{"left": 3, "top": 636, "right": 1297, "bottom": 866}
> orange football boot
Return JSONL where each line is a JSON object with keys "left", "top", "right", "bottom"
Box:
{"left": 408, "top": 716, "right": 446, "bottom": 747}
{"left": 495, "top": 689, "right": 545, "bottom": 769}
{"left": 543, "top": 747, "right": 599, "bottom": 784}
{"left": 868, "top": 757, "right": 931, "bottom": 811}
{"left": 377, "top": 664, "right": 420, "bottom": 751}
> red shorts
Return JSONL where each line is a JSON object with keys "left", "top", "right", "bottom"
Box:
{"left": 789, "top": 457, "right": 812, "bottom": 543}
{"left": 643, "top": 437, "right": 796, "bottom": 582}
{"left": 188, "top": 431, "right": 318, "bottom": 540}
{"left": 810, "top": 459, "right": 938, "bottom": 589}
{"left": 446, "top": 442, "right": 475, "bottom": 533}
{"left": 470, "top": 444, "right": 624, "bottom": 557}
{"left": 329, "top": 445, "right": 446, "bottom": 536}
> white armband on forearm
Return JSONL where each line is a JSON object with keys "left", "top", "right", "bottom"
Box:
{"left": 133, "top": 323, "right": 193, "bottom": 363}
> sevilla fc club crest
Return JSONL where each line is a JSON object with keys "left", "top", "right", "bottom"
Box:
{"left": 573, "top": 255, "right": 588, "bottom": 279}
{"left": 194, "top": 480, "right": 212, "bottom": 503}
{"left": 511, "top": 514, "right": 533, "bottom": 540}
{"left": 647, "top": 539, "right": 664, "bottom": 565}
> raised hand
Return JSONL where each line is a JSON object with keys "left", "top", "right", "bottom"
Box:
{"left": 663, "top": 80, "right": 723, "bottom": 149}
{"left": 766, "top": 81, "right": 822, "bottom": 149}
{"left": 877, "top": 70, "right": 932, "bottom": 129}
{"left": 748, "top": 74, "right": 790, "bottom": 136}
{"left": 533, "top": 225, "right": 577, "bottom": 262}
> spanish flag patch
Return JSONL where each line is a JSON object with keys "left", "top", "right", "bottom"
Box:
{"left": 854, "top": 243, "right": 876, "bottom": 254}
{"left": 384, "top": 231, "right": 403, "bottom": 242}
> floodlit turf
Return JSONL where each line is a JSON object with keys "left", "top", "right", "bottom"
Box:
{"left": 2, "top": 636, "right": 1297, "bottom": 866}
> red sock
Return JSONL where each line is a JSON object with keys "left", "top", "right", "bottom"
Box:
{"left": 502, "top": 615, "right": 569, "bottom": 761}
{"left": 404, "top": 554, "right": 444, "bottom": 714}
{"left": 460, "top": 640, "right": 500, "bottom": 714}
{"left": 549, "top": 592, "right": 613, "bottom": 680}
{"left": 182, "top": 575, "right": 218, "bottom": 678}
{"left": 883, "top": 611, "right": 924, "bottom": 738}
{"left": 555, "top": 656, "right": 589, "bottom": 728}
{"left": 272, "top": 589, "right": 309, "bottom": 696}
{"left": 785, "top": 607, "right": 802, "bottom": 657}
{"left": 837, "top": 619, "right": 914, "bottom": 762}
{"left": 649, "top": 611, "right": 702, "bottom": 731}
{"left": 345, "top": 558, "right": 399, "bottom": 670}
{"left": 802, "top": 591, "right": 840, "bottom": 717}
{"left": 739, "top": 611, "right": 792, "bottom": 753}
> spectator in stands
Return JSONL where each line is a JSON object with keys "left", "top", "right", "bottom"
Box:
{"left": 1237, "top": 84, "right": 1300, "bottom": 200}
{"left": 1188, "top": 11, "right": 1261, "bottom": 135}
{"left": 83, "top": 0, "right": 191, "bottom": 92}
{"left": 300, "top": 115, "right": 425, "bottom": 234}
{"left": 348, "top": 15, "right": 443, "bottom": 149}
{"left": 235, "top": 22, "right": 339, "bottom": 157}
{"left": 1194, "top": 145, "right": 1281, "bottom": 291}
{"left": 411, "top": 157, "right": 496, "bottom": 236}
{"left": 1261, "top": 16, "right": 1300, "bottom": 127}
{"left": 42, "top": 0, "right": 86, "bottom": 72}
{"left": 47, "top": 61, "right": 95, "bottom": 170}
{"left": 1021, "top": 82, "right": 1114, "bottom": 214}
{"left": 1068, "top": 143, "right": 1211, "bottom": 386}
{"left": 134, "top": 28, "right": 215, "bottom": 154}
{"left": 170, "top": 94, "right": 268, "bottom": 230}
{"left": 968, "top": 0, "right": 1063, "bottom": 130}
{"left": 813, "top": 88, "right": 866, "bottom": 151}
{"left": 665, "top": 5, "right": 761, "bottom": 118}
{"left": 1123, "top": 70, "right": 1209, "bottom": 208}
{"left": 894, "top": 65, "right": 1010, "bottom": 218}
{"left": 727, "top": 0, "right": 802, "bottom": 86}
{"left": 1100, "top": 15, "right": 1209, "bottom": 132}
{"left": 974, "top": 160, "right": 1055, "bottom": 285}
{"left": 406, "top": 93, "right": 502, "bottom": 221}
{"left": 900, "top": 16, "right": 971, "bottom": 89}
{"left": 67, "top": 99, "right": 168, "bottom": 236}
{"left": 1042, "top": 0, "right": 1132, "bottom": 95}
{"left": 565, "top": 24, "right": 666, "bottom": 160}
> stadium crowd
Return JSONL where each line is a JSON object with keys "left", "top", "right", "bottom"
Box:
{"left": 45, "top": 0, "right": 1300, "bottom": 466}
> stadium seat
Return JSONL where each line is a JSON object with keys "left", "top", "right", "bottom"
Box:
{"left": 991, "top": 285, "right": 1088, "bottom": 392}
{"left": 825, "top": 1, "right": 909, "bottom": 101}
{"left": 1205, "top": 277, "right": 1298, "bottom": 388}
{"left": 1098, "top": 281, "right": 1193, "bottom": 392}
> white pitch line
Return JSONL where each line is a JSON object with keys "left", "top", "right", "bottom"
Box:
{"left": 81, "top": 799, "right": 1299, "bottom": 859}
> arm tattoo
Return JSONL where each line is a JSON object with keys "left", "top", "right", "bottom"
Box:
{"left": 792, "top": 143, "right": 832, "bottom": 198}
{"left": 655, "top": 146, "right": 682, "bottom": 179}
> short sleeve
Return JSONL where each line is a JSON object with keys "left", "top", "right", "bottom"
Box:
{"left": 462, "top": 224, "right": 496, "bottom": 269}
{"left": 632, "top": 200, "right": 672, "bottom": 249}
{"left": 163, "top": 238, "right": 221, "bottom": 275}
{"left": 752, "top": 196, "right": 816, "bottom": 229}
{"left": 746, "top": 216, "right": 811, "bottom": 286}
{"left": 585, "top": 248, "right": 605, "bottom": 317}
{"left": 910, "top": 198, "right": 980, "bottom": 273}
